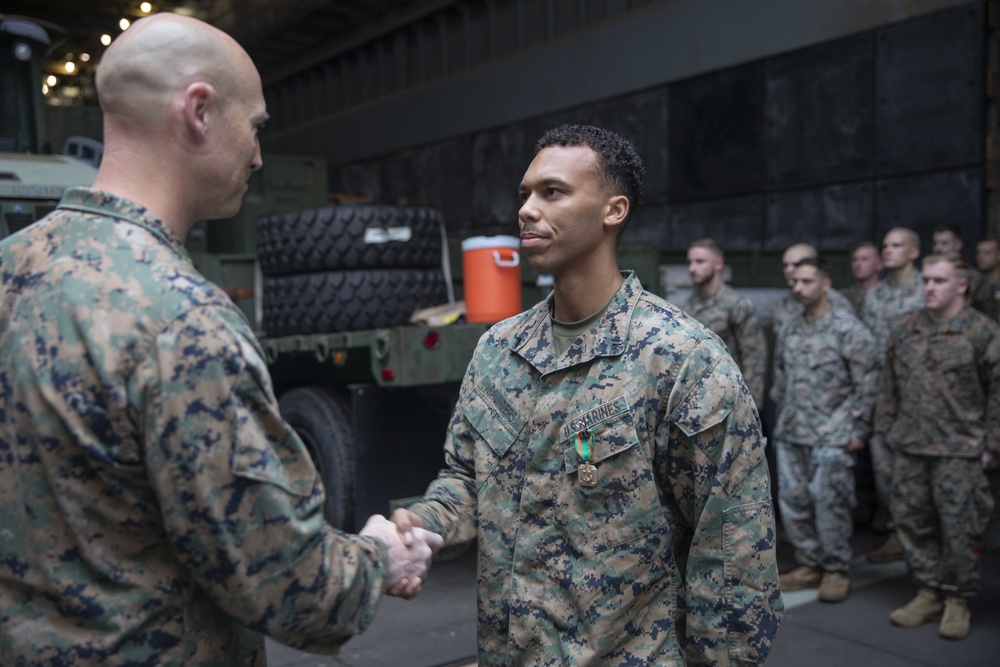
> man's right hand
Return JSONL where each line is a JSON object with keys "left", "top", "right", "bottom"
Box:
{"left": 359, "top": 514, "right": 443, "bottom": 600}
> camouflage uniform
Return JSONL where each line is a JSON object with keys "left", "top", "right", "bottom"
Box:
{"left": 771, "top": 287, "right": 853, "bottom": 333}
{"left": 0, "top": 189, "right": 388, "bottom": 666}
{"left": 771, "top": 308, "right": 878, "bottom": 572}
{"left": 680, "top": 284, "right": 767, "bottom": 409}
{"left": 840, "top": 284, "right": 868, "bottom": 318}
{"left": 859, "top": 272, "right": 925, "bottom": 527}
{"left": 408, "top": 272, "right": 783, "bottom": 667}
{"left": 976, "top": 277, "right": 1000, "bottom": 323}
{"left": 877, "top": 307, "right": 1000, "bottom": 595}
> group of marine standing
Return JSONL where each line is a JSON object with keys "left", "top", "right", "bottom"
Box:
{"left": 680, "top": 226, "right": 1000, "bottom": 641}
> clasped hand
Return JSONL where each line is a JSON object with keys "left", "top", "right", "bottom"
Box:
{"left": 360, "top": 513, "right": 443, "bottom": 600}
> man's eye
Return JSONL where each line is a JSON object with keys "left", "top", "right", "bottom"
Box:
{"left": 546, "top": 188, "right": 561, "bottom": 197}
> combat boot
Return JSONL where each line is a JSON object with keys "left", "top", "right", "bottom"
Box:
{"left": 818, "top": 571, "right": 850, "bottom": 603}
{"left": 866, "top": 532, "right": 904, "bottom": 563}
{"left": 938, "top": 596, "right": 970, "bottom": 640}
{"left": 778, "top": 565, "right": 822, "bottom": 591}
{"left": 890, "top": 587, "right": 943, "bottom": 627}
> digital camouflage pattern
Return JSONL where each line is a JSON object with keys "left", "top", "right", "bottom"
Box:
{"left": 876, "top": 307, "right": 1000, "bottom": 458}
{"left": 977, "top": 278, "right": 1000, "bottom": 323}
{"left": 840, "top": 284, "right": 868, "bottom": 318}
{"left": 0, "top": 189, "right": 388, "bottom": 666}
{"left": 860, "top": 272, "right": 924, "bottom": 364}
{"left": 776, "top": 443, "right": 856, "bottom": 572}
{"left": 679, "top": 283, "right": 767, "bottom": 409}
{"left": 771, "top": 287, "right": 854, "bottom": 333}
{"left": 409, "top": 273, "right": 783, "bottom": 667}
{"left": 771, "top": 307, "right": 878, "bottom": 447}
{"left": 893, "top": 454, "right": 994, "bottom": 595}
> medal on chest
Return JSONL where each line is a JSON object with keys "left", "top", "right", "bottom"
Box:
{"left": 576, "top": 429, "right": 597, "bottom": 487}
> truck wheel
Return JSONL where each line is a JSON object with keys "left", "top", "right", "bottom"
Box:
{"left": 257, "top": 204, "right": 444, "bottom": 276}
{"left": 278, "top": 387, "right": 356, "bottom": 532}
{"left": 262, "top": 268, "right": 448, "bottom": 335}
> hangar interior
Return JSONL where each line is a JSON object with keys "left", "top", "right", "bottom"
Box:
{"left": 11, "top": 0, "right": 996, "bottom": 289}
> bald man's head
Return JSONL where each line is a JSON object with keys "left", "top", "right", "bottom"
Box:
{"left": 97, "top": 14, "right": 255, "bottom": 127}
{"left": 782, "top": 243, "right": 818, "bottom": 283}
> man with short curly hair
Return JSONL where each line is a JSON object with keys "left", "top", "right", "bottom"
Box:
{"left": 393, "top": 124, "right": 782, "bottom": 666}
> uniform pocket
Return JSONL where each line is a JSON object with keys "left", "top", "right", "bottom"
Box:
{"left": 466, "top": 379, "right": 527, "bottom": 488}
{"left": 561, "top": 399, "right": 665, "bottom": 552}
{"left": 230, "top": 422, "right": 317, "bottom": 498}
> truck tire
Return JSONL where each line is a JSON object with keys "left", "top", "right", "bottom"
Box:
{"left": 262, "top": 268, "right": 448, "bottom": 335}
{"left": 278, "top": 387, "right": 356, "bottom": 531}
{"left": 257, "top": 204, "right": 444, "bottom": 276}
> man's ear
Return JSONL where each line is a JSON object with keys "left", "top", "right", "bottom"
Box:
{"left": 604, "top": 194, "right": 629, "bottom": 232}
{"left": 182, "top": 82, "right": 214, "bottom": 142}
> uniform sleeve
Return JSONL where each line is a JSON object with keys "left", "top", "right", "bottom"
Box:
{"left": 659, "top": 340, "right": 783, "bottom": 666}
{"left": 406, "top": 349, "right": 480, "bottom": 552}
{"left": 135, "top": 306, "right": 387, "bottom": 653}
{"left": 842, "top": 321, "right": 879, "bottom": 441}
{"left": 981, "top": 332, "right": 1000, "bottom": 453}
{"left": 874, "top": 325, "right": 900, "bottom": 440}
{"left": 732, "top": 299, "right": 767, "bottom": 410}
{"left": 769, "top": 324, "right": 786, "bottom": 408}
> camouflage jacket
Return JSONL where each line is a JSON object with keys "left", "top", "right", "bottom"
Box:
{"left": 972, "top": 273, "right": 1000, "bottom": 322}
{"left": 860, "top": 272, "right": 924, "bottom": 362}
{"left": 409, "top": 273, "right": 782, "bottom": 667}
{"left": 680, "top": 283, "right": 767, "bottom": 409}
{"left": 876, "top": 307, "right": 1000, "bottom": 457}
{"left": 840, "top": 284, "right": 869, "bottom": 318}
{"left": 0, "top": 189, "right": 387, "bottom": 666}
{"left": 772, "top": 287, "right": 854, "bottom": 332}
{"left": 771, "top": 307, "right": 878, "bottom": 446}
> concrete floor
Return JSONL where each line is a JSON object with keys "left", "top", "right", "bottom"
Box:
{"left": 266, "top": 526, "right": 1000, "bottom": 667}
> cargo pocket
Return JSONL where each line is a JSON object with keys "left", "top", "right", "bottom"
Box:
{"left": 561, "top": 397, "right": 665, "bottom": 552}
{"left": 723, "top": 499, "right": 781, "bottom": 663}
{"left": 231, "top": 421, "right": 317, "bottom": 498}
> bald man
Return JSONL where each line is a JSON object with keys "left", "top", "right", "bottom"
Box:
{"left": 0, "top": 14, "right": 440, "bottom": 666}
{"left": 861, "top": 226, "right": 925, "bottom": 564}
{"left": 772, "top": 243, "right": 854, "bottom": 332}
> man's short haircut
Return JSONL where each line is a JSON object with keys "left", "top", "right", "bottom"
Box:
{"left": 853, "top": 240, "right": 879, "bottom": 254}
{"left": 923, "top": 252, "right": 970, "bottom": 282}
{"left": 794, "top": 256, "right": 831, "bottom": 281}
{"left": 933, "top": 223, "right": 963, "bottom": 240}
{"left": 886, "top": 226, "right": 921, "bottom": 250}
{"left": 535, "top": 125, "right": 645, "bottom": 236}
{"left": 689, "top": 238, "right": 724, "bottom": 261}
{"left": 978, "top": 237, "right": 1000, "bottom": 251}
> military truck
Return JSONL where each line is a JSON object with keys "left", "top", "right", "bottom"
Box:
{"left": 0, "top": 15, "right": 98, "bottom": 239}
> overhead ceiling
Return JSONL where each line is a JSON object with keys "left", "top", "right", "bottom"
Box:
{"left": 2, "top": 0, "right": 427, "bottom": 105}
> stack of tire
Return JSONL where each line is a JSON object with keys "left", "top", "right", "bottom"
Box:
{"left": 257, "top": 204, "right": 449, "bottom": 336}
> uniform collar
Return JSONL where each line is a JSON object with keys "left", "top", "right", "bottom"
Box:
{"left": 56, "top": 187, "right": 186, "bottom": 257}
{"left": 508, "top": 271, "right": 639, "bottom": 375}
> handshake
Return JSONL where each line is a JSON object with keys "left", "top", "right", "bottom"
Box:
{"left": 359, "top": 508, "right": 443, "bottom": 600}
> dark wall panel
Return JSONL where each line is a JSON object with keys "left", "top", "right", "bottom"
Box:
{"left": 665, "top": 195, "right": 764, "bottom": 251}
{"left": 875, "top": 169, "right": 984, "bottom": 255}
{"left": 764, "top": 35, "right": 873, "bottom": 187}
{"left": 590, "top": 88, "right": 670, "bottom": 206}
{"left": 470, "top": 126, "right": 526, "bottom": 236}
{"left": 764, "top": 183, "right": 874, "bottom": 251}
{"left": 875, "top": 4, "right": 985, "bottom": 175}
{"left": 668, "top": 63, "right": 763, "bottom": 202}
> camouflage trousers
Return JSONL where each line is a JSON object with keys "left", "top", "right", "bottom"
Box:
{"left": 777, "top": 441, "right": 856, "bottom": 572}
{"left": 892, "top": 453, "right": 994, "bottom": 596}
{"left": 868, "top": 433, "right": 896, "bottom": 528}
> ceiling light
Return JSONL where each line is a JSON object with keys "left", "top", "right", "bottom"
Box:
{"left": 46, "top": 75, "right": 57, "bottom": 87}
{"left": 100, "top": 34, "right": 112, "bottom": 46}
{"left": 80, "top": 53, "right": 90, "bottom": 62}
{"left": 140, "top": 2, "right": 152, "bottom": 13}
{"left": 42, "top": 84, "right": 50, "bottom": 95}
{"left": 119, "top": 18, "right": 131, "bottom": 31}
{"left": 65, "top": 61, "right": 76, "bottom": 74}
